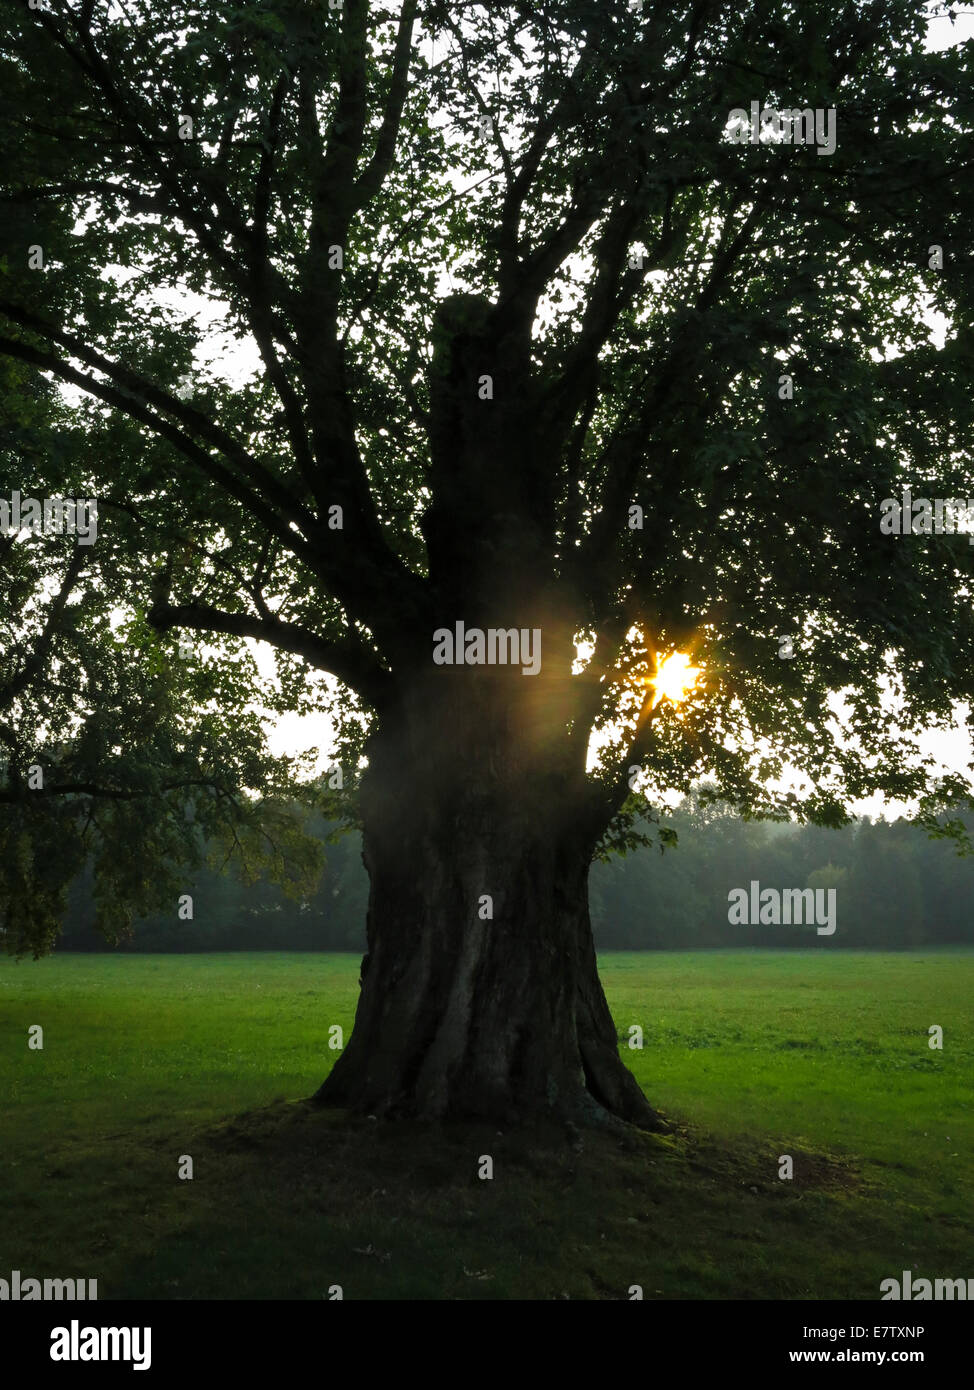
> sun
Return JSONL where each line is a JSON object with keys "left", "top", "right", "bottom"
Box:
{"left": 649, "top": 651, "right": 702, "bottom": 708}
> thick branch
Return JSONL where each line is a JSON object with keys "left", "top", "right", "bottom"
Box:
{"left": 0, "top": 300, "right": 316, "bottom": 535}
{"left": 146, "top": 599, "right": 393, "bottom": 709}
{"left": 0, "top": 333, "right": 319, "bottom": 570}
{"left": 352, "top": 0, "right": 419, "bottom": 211}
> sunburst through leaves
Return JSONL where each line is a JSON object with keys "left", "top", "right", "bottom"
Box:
{"left": 648, "top": 652, "right": 703, "bottom": 710}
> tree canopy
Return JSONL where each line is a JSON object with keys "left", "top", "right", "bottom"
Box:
{"left": 2, "top": 0, "right": 973, "bottom": 964}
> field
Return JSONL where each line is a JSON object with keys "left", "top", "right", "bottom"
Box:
{"left": 1, "top": 950, "right": 971, "bottom": 1300}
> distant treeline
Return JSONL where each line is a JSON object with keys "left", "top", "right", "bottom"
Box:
{"left": 58, "top": 801, "right": 974, "bottom": 952}
{"left": 590, "top": 807, "right": 973, "bottom": 949}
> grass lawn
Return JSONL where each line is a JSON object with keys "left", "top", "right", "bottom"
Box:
{"left": 0, "top": 949, "right": 970, "bottom": 1300}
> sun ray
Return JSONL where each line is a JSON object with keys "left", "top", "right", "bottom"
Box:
{"left": 649, "top": 651, "right": 702, "bottom": 709}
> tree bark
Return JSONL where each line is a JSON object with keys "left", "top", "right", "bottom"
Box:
{"left": 313, "top": 677, "right": 666, "bottom": 1132}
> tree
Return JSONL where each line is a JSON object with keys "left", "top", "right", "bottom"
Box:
{"left": 1, "top": 0, "right": 972, "bottom": 1128}
{"left": 0, "top": 346, "right": 323, "bottom": 956}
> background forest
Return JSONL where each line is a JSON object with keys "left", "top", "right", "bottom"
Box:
{"left": 53, "top": 796, "right": 974, "bottom": 952}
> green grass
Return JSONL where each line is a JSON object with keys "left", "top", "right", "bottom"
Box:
{"left": 1, "top": 950, "right": 971, "bottom": 1299}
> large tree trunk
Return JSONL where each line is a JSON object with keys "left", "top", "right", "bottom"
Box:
{"left": 313, "top": 675, "right": 666, "bottom": 1132}
{"left": 314, "top": 302, "right": 664, "bottom": 1129}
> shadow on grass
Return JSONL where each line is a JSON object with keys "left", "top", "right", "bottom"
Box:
{"left": 103, "top": 1098, "right": 876, "bottom": 1301}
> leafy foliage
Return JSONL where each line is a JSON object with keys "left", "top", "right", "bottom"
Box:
{"left": 1, "top": 1, "right": 973, "bottom": 952}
